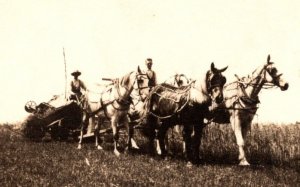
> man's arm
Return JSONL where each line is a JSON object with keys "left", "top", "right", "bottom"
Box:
{"left": 80, "top": 80, "right": 87, "bottom": 91}
{"left": 153, "top": 71, "right": 157, "bottom": 85}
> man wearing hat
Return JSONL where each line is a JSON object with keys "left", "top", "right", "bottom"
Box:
{"left": 69, "top": 70, "right": 87, "bottom": 102}
{"left": 145, "top": 58, "right": 157, "bottom": 89}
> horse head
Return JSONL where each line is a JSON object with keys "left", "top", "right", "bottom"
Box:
{"left": 206, "top": 62, "right": 228, "bottom": 104}
{"left": 264, "top": 55, "right": 289, "bottom": 91}
{"left": 134, "top": 66, "right": 150, "bottom": 101}
{"left": 118, "top": 66, "right": 150, "bottom": 98}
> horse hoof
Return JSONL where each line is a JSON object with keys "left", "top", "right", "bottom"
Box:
{"left": 156, "top": 149, "right": 162, "bottom": 155}
{"left": 186, "top": 161, "right": 193, "bottom": 168}
{"left": 114, "top": 150, "right": 121, "bottom": 157}
{"left": 132, "top": 144, "right": 140, "bottom": 150}
{"left": 97, "top": 145, "right": 103, "bottom": 150}
{"left": 131, "top": 139, "right": 140, "bottom": 149}
{"left": 239, "top": 160, "right": 250, "bottom": 166}
{"left": 77, "top": 145, "right": 82, "bottom": 149}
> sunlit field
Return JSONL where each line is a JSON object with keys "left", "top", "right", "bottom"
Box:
{"left": 0, "top": 122, "right": 299, "bottom": 186}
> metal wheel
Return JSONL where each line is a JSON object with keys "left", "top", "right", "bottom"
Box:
{"left": 25, "top": 101, "right": 37, "bottom": 113}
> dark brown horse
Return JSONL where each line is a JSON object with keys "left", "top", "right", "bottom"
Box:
{"left": 142, "top": 63, "right": 228, "bottom": 164}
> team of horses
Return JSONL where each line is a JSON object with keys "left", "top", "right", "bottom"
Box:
{"left": 76, "top": 55, "right": 289, "bottom": 166}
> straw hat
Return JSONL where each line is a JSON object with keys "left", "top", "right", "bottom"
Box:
{"left": 71, "top": 70, "right": 81, "bottom": 76}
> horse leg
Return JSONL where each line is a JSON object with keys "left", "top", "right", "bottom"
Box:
{"left": 125, "top": 116, "right": 139, "bottom": 151}
{"left": 156, "top": 138, "right": 162, "bottom": 155}
{"left": 111, "top": 117, "right": 120, "bottom": 156}
{"left": 240, "top": 116, "right": 253, "bottom": 164}
{"left": 192, "top": 123, "right": 204, "bottom": 164}
{"left": 128, "top": 116, "right": 139, "bottom": 150}
{"left": 173, "top": 124, "right": 186, "bottom": 156}
{"left": 78, "top": 113, "right": 88, "bottom": 149}
{"left": 156, "top": 122, "right": 170, "bottom": 156}
{"left": 145, "top": 115, "right": 158, "bottom": 156}
{"left": 164, "top": 129, "right": 171, "bottom": 155}
{"left": 147, "top": 127, "right": 156, "bottom": 156}
{"left": 183, "top": 124, "right": 193, "bottom": 163}
{"left": 164, "top": 124, "right": 179, "bottom": 155}
{"left": 231, "top": 111, "right": 250, "bottom": 166}
{"left": 77, "top": 126, "right": 83, "bottom": 149}
{"left": 95, "top": 116, "right": 103, "bottom": 150}
{"left": 157, "top": 125, "right": 169, "bottom": 158}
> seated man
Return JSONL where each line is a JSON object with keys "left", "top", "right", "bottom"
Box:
{"left": 69, "top": 70, "right": 87, "bottom": 103}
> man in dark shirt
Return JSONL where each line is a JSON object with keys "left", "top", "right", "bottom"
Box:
{"left": 145, "top": 58, "right": 157, "bottom": 89}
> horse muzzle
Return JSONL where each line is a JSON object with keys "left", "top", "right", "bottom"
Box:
{"left": 215, "top": 94, "right": 224, "bottom": 104}
{"left": 280, "top": 83, "right": 289, "bottom": 91}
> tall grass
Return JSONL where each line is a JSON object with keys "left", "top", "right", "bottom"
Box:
{"left": 197, "top": 123, "right": 300, "bottom": 168}
{"left": 0, "top": 123, "right": 299, "bottom": 186}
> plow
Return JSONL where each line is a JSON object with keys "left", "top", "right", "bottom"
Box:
{"left": 21, "top": 97, "right": 139, "bottom": 141}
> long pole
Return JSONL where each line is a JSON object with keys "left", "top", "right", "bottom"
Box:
{"left": 63, "top": 47, "right": 67, "bottom": 99}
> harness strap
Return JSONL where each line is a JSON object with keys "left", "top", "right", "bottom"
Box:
{"left": 112, "top": 100, "right": 130, "bottom": 111}
{"left": 148, "top": 88, "right": 191, "bottom": 119}
{"left": 115, "top": 78, "right": 132, "bottom": 106}
{"left": 100, "top": 97, "right": 111, "bottom": 120}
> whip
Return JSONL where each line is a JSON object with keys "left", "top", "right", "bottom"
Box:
{"left": 63, "top": 48, "right": 67, "bottom": 99}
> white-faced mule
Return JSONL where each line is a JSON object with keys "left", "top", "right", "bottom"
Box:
{"left": 211, "top": 55, "right": 289, "bottom": 165}
{"left": 141, "top": 63, "right": 228, "bottom": 164}
{"left": 78, "top": 66, "right": 150, "bottom": 156}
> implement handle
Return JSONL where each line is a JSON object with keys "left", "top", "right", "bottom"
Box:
{"left": 102, "top": 78, "right": 114, "bottom": 81}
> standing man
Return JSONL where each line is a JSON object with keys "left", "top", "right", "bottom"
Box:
{"left": 69, "top": 70, "right": 87, "bottom": 102}
{"left": 145, "top": 58, "right": 157, "bottom": 89}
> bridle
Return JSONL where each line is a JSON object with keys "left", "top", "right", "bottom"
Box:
{"left": 134, "top": 73, "right": 151, "bottom": 100}
{"left": 235, "top": 63, "right": 281, "bottom": 91}
{"left": 109, "top": 71, "right": 150, "bottom": 111}
{"left": 205, "top": 70, "right": 226, "bottom": 102}
{"left": 221, "top": 63, "right": 282, "bottom": 111}
{"left": 129, "top": 73, "right": 151, "bottom": 114}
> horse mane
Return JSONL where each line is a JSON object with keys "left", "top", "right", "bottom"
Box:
{"left": 198, "top": 70, "right": 209, "bottom": 95}
{"left": 120, "top": 71, "right": 134, "bottom": 87}
{"left": 188, "top": 70, "right": 210, "bottom": 104}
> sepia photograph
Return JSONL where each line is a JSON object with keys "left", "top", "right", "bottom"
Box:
{"left": 0, "top": 0, "right": 299, "bottom": 186}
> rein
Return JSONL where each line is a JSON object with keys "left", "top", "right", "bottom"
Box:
{"left": 219, "top": 65, "right": 278, "bottom": 113}
{"left": 85, "top": 71, "right": 150, "bottom": 118}
{"left": 115, "top": 78, "right": 132, "bottom": 107}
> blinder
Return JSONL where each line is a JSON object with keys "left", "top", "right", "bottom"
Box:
{"left": 206, "top": 71, "right": 227, "bottom": 92}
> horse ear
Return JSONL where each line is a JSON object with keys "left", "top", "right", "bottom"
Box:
{"left": 211, "top": 62, "right": 228, "bottom": 73}
{"left": 218, "top": 66, "right": 228, "bottom": 73}
{"left": 267, "top": 55, "right": 271, "bottom": 64}
{"left": 267, "top": 55, "right": 274, "bottom": 65}
{"left": 137, "top": 66, "right": 142, "bottom": 73}
{"left": 211, "top": 62, "right": 217, "bottom": 73}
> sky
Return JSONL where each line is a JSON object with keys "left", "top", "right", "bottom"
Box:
{"left": 0, "top": 0, "right": 299, "bottom": 123}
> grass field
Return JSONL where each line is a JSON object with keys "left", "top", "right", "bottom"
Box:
{"left": 0, "top": 123, "right": 299, "bottom": 186}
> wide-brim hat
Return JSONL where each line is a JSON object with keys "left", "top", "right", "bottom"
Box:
{"left": 71, "top": 70, "right": 81, "bottom": 76}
